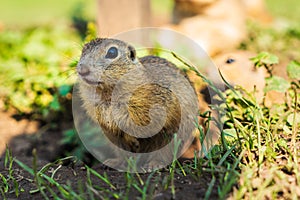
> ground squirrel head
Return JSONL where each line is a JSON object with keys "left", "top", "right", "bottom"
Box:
{"left": 213, "top": 51, "right": 267, "bottom": 101}
{"left": 77, "top": 38, "right": 139, "bottom": 87}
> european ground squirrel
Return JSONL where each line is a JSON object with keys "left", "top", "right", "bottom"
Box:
{"left": 77, "top": 38, "right": 199, "bottom": 159}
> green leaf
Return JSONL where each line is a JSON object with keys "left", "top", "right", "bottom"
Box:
{"left": 0, "top": 25, "right": 78, "bottom": 115}
{"left": 49, "top": 94, "right": 60, "bottom": 111}
{"left": 250, "top": 52, "right": 279, "bottom": 67}
{"left": 84, "top": 22, "right": 98, "bottom": 43}
{"left": 264, "top": 76, "right": 290, "bottom": 93}
{"left": 69, "top": 59, "right": 78, "bottom": 68}
{"left": 58, "top": 85, "right": 72, "bottom": 96}
{"left": 286, "top": 61, "right": 300, "bottom": 79}
{"left": 14, "top": 159, "right": 34, "bottom": 175}
{"left": 223, "top": 128, "right": 237, "bottom": 138}
{"left": 61, "top": 129, "right": 77, "bottom": 144}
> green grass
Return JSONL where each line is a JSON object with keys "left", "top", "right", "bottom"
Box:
{"left": 0, "top": 147, "right": 23, "bottom": 198}
{"left": 1, "top": 0, "right": 299, "bottom": 27}
{"left": 0, "top": 0, "right": 96, "bottom": 27}
{"left": 266, "top": 0, "right": 300, "bottom": 22}
{"left": 0, "top": 24, "right": 80, "bottom": 117}
{"left": 151, "top": 0, "right": 173, "bottom": 16}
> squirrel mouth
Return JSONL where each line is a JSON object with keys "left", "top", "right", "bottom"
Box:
{"left": 81, "top": 77, "right": 102, "bottom": 86}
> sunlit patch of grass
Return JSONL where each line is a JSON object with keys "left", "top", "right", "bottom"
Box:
{"left": 266, "top": 0, "right": 300, "bottom": 23}
{"left": 224, "top": 56, "right": 300, "bottom": 199}
{"left": 0, "top": 0, "right": 96, "bottom": 27}
{"left": 240, "top": 21, "right": 300, "bottom": 63}
{"left": 0, "top": 24, "right": 80, "bottom": 118}
{"left": 151, "top": 0, "right": 174, "bottom": 16}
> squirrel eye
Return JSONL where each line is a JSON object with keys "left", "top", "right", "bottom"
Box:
{"left": 226, "top": 58, "right": 235, "bottom": 64}
{"left": 105, "top": 47, "right": 118, "bottom": 59}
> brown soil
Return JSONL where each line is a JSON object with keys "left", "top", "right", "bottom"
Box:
{"left": 0, "top": 110, "right": 220, "bottom": 200}
{"left": 0, "top": 109, "right": 39, "bottom": 154}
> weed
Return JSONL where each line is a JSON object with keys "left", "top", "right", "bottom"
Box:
{"left": 0, "top": 147, "right": 23, "bottom": 199}
{"left": 0, "top": 25, "right": 79, "bottom": 119}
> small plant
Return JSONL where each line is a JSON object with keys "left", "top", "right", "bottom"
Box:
{"left": 225, "top": 54, "right": 300, "bottom": 199}
{"left": 0, "top": 147, "right": 24, "bottom": 199}
{"left": 0, "top": 25, "right": 79, "bottom": 119}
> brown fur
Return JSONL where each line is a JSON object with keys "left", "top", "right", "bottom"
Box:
{"left": 212, "top": 51, "right": 267, "bottom": 101}
{"left": 77, "top": 38, "right": 199, "bottom": 158}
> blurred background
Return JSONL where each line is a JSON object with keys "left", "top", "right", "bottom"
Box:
{"left": 0, "top": 0, "right": 299, "bottom": 160}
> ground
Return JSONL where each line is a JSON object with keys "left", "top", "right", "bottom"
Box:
{"left": 0, "top": 111, "right": 221, "bottom": 199}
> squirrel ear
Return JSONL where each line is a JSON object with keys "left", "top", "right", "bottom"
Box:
{"left": 128, "top": 45, "right": 136, "bottom": 61}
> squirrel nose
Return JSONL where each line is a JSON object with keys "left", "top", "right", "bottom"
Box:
{"left": 77, "top": 63, "right": 90, "bottom": 76}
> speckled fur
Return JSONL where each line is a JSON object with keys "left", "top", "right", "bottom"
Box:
{"left": 77, "top": 38, "right": 199, "bottom": 156}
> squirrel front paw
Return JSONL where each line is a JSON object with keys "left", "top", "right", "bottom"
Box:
{"left": 124, "top": 134, "right": 140, "bottom": 152}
